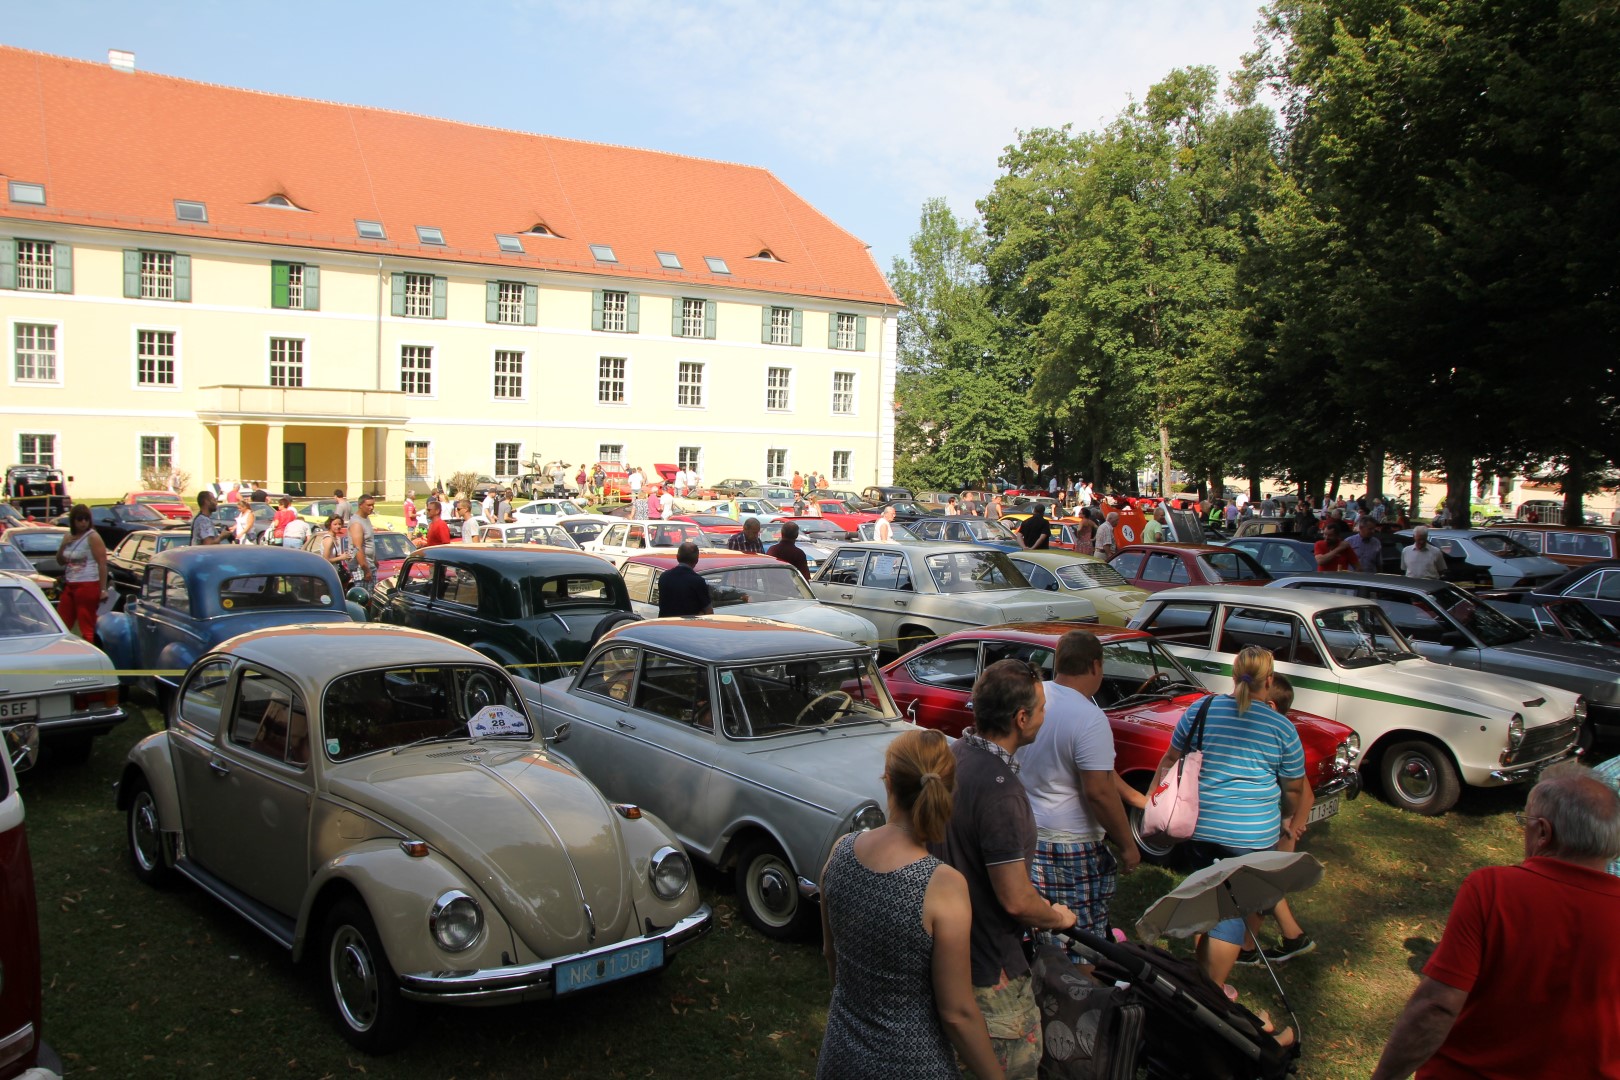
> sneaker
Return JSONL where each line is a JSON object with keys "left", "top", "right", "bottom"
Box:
{"left": 1263, "top": 934, "right": 1317, "bottom": 963}
{"left": 1235, "top": 947, "right": 1264, "bottom": 966}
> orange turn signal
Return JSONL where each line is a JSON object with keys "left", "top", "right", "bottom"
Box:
{"left": 613, "top": 804, "right": 642, "bottom": 820}
{"left": 399, "top": 840, "right": 430, "bottom": 857}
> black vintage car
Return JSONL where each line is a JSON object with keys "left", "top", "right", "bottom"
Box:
{"left": 106, "top": 528, "right": 196, "bottom": 606}
{"left": 50, "top": 503, "right": 169, "bottom": 549}
{"left": 369, "top": 545, "right": 636, "bottom": 678}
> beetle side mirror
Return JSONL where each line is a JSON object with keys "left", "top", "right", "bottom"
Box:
{"left": 6, "top": 723, "right": 40, "bottom": 773}
{"left": 545, "top": 721, "right": 572, "bottom": 744}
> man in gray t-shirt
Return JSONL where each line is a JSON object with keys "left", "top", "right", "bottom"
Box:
{"left": 1346, "top": 516, "right": 1385, "bottom": 573}
{"left": 348, "top": 494, "right": 378, "bottom": 584}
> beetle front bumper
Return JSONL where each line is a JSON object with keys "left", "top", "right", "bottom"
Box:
{"left": 397, "top": 906, "right": 713, "bottom": 1004}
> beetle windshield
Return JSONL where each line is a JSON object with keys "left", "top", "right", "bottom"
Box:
{"left": 924, "top": 550, "right": 1029, "bottom": 593}
{"left": 1313, "top": 606, "right": 1415, "bottom": 667}
{"left": 717, "top": 653, "right": 899, "bottom": 738}
{"left": 323, "top": 664, "right": 528, "bottom": 759}
{"left": 0, "top": 587, "right": 59, "bottom": 636}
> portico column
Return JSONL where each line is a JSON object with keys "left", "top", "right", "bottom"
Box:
{"left": 265, "top": 424, "right": 285, "bottom": 493}
{"left": 217, "top": 423, "right": 242, "bottom": 487}
{"left": 383, "top": 427, "right": 407, "bottom": 503}
{"left": 344, "top": 426, "right": 365, "bottom": 500}
{"left": 199, "top": 424, "right": 219, "bottom": 488}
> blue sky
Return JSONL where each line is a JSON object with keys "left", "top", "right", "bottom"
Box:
{"left": 5, "top": 0, "right": 1269, "bottom": 275}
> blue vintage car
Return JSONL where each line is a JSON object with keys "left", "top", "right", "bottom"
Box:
{"left": 98, "top": 546, "right": 357, "bottom": 706}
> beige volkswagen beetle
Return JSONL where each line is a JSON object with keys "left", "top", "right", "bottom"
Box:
{"left": 116, "top": 623, "right": 710, "bottom": 1053}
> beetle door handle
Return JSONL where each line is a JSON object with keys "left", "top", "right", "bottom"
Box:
{"left": 839, "top": 593, "right": 853, "bottom": 600}
{"left": 893, "top": 600, "right": 907, "bottom": 606}
{"left": 615, "top": 715, "right": 636, "bottom": 730}
{"left": 208, "top": 756, "right": 231, "bottom": 776}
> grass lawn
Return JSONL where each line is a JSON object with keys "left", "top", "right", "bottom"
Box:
{"left": 24, "top": 708, "right": 1535, "bottom": 1079}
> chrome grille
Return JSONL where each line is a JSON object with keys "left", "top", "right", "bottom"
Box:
{"left": 1513, "top": 717, "right": 1580, "bottom": 763}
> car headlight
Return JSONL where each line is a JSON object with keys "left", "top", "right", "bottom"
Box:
{"left": 1333, "top": 740, "right": 1353, "bottom": 772}
{"left": 852, "top": 804, "right": 886, "bottom": 832}
{"left": 650, "top": 845, "right": 691, "bottom": 900}
{"left": 429, "top": 890, "right": 484, "bottom": 952}
{"left": 1508, "top": 713, "right": 1525, "bottom": 751}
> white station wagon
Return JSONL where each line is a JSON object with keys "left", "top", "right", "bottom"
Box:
{"left": 1129, "top": 585, "right": 1582, "bottom": 814}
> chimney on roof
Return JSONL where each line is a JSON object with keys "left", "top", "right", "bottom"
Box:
{"left": 108, "top": 49, "right": 136, "bottom": 73}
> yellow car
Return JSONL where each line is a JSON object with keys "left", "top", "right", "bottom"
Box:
{"left": 1004, "top": 549, "right": 1151, "bottom": 626}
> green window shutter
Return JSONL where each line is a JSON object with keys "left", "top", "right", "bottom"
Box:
{"left": 302, "top": 265, "right": 320, "bottom": 310}
{"left": 704, "top": 300, "right": 717, "bottom": 339}
{"left": 626, "top": 293, "right": 640, "bottom": 333}
{"left": 791, "top": 309, "right": 803, "bottom": 346}
{"left": 52, "top": 243, "right": 72, "bottom": 293}
{"left": 0, "top": 238, "right": 15, "bottom": 290}
{"left": 390, "top": 273, "right": 407, "bottom": 316}
{"left": 523, "top": 283, "right": 538, "bottom": 326}
{"left": 485, "top": 281, "right": 501, "bottom": 323}
{"left": 123, "top": 249, "right": 141, "bottom": 298}
{"left": 828, "top": 314, "right": 839, "bottom": 350}
{"left": 173, "top": 254, "right": 192, "bottom": 302}
{"left": 591, "top": 289, "right": 605, "bottom": 331}
{"left": 672, "top": 298, "right": 685, "bottom": 337}
{"left": 271, "top": 262, "right": 291, "bottom": 308}
{"left": 761, "top": 306, "right": 773, "bottom": 343}
{"left": 855, "top": 315, "right": 867, "bottom": 351}
{"left": 432, "top": 276, "right": 448, "bottom": 319}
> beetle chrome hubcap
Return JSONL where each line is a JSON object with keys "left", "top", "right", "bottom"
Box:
{"left": 131, "top": 794, "right": 160, "bottom": 871}
{"left": 330, "top": 927, "right": 378, "bottom": 1030}
{"left": 748, "top": 856, "right": 797, "bottom": 924}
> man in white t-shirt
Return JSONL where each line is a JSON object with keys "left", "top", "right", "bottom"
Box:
{"left": 480, "top": 490, "right": 496, "bottom": 523}
{"left": 1402, "top": 525, "right": 1449, "bottom": 579}
{"left": 1017, "top": 630, "right": 1142, "bottom": 936}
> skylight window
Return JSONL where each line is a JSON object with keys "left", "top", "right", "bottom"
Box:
{"left": 175, "top": 200, "right": 208, "bottom": 223}
{"left": 356, "top": 220, "right": 387, "bottom": 240}
{"left": 656, "top": 251, "right": 683, "bottom": 270}
{"left": 704, "top": 256, "right": 731, "bottom": 274}
{"left": 589, "top": 244, "right": 618, "bottom": 263}
{"left": 416, "top": 226, "right": 445, "bottom": 245}
{"left": 496, "top": 234, "right": 525, "bottom": 254}
{"left": 8, "top": 181, "right": 46, "bottom": 206}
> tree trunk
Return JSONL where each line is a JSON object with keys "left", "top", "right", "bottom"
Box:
{"left": 1328, "top": 474, "right": 1341, "bottom": 500}
{"left": 1366, "top": 448, "right": 1385, "bottom": 500}
{"left": 1248, "top": 463, "right": 1262, "bottom": 502}
{"left": 1208, "top": 467, "right": 1223, "bottom": 500}
{"left": 1444, "top": 451, "right": 1473, "bottom": 528}
{"left": 1408, "top": 460, "right": 1422, "bottom": 520}
{"left": 1158, "top": 422, "right": 1173, "bottom": 498}
{"left": 1560, "top": 454, "right": 1587, "bottom": 525}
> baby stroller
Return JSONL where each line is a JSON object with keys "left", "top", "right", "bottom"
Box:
{"left": 1034, "top": 926, "right": 1299, "bottom": 1080}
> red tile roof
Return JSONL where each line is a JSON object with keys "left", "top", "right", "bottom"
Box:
{"left": 0, "top": 47, "right": 898, "bottom": 305}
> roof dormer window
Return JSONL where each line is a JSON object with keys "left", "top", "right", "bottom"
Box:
{"left": 750, "top": 248, "right": 781, "bottom": 262}
{"left": 589, "top": 244, "right": 617, "bottom": 263}
{"left": 175, "top": 200, "right": 208, "bottom": 223}
{"left": 704, "top": 256, "right": 731, "bottom": 274}
{"left": 356, "top": 220, "right": 387, "bottom": 240}
{"left": 8, "top": 181, "right": 46, "bottom": 206}
{"left": 416, "top": 226, "right": 445, "bottom": 245}
{"left": 656, "top": 252, "right": 683, "bottom": 270}
{"left": 253, "top": 193, "right": 307, "bottom": 211}
{"left": 496, "top": 234, "right": 525, "bottom": 254}
{"left": 526, "top": 222, "right": 558, "bottom": 237}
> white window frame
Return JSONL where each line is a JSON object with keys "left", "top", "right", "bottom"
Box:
{"left": 137, "top": 433, "right": 179, "bottom": 479}
{"left": 831, "top": 370, "right": 858, "bottom": 416}
{"left": 597, "top": 355, "right": 630, "bottom": 407}
{"left": 765, "top": 365, "right": 793, "bottom": 412}
{"left": 399, "top": 342, "right": 436, "bottom": 398}
{"left": 14, "top": 240, "right": 55, "bottom": 293}
{"left": 266, "top": 333, "right": 308, "bottom": 389}
{"left": 285, "top": 262, "right": 306, "bottom": 310}
{"left": 493, "top": 441, "right": 523, "bottom": 479}
{"left": 492, "top": 348, "right": 526, "bottom": 403}
{"left": 677, "top": 446, "right": 703, "bottom": 476}
{"left": 680, "top": 297, "right": 706, "bottom": 338}
{"left": 676, "top": 360, "right": 705, "bottom": 409}
{"left": 17, "top": 431, "right": 59, "bottom": 468}
{"left": 9, "top": 318, "right": 64, "bottom": 387}
{"left": 601, "top": 290, "right": 629, "bottom": 333}
{"left": 402, "top": 273, "right": 435, "bottom": 319}
{"left": 834, "top": 312, "right": 858, "bottom": 351}
{"left": 404, "top": 440, "right": 433, "bottom": 487}
{"left": 598, "top": 443, "right": 624, "bottom": 466}
{"left": 140, "top": 250, "right": 176, "bottom": 301}
{"left": 131, "top": 325, "right": 182, "bottom": 393}
{"left": 496, "top": 281, "right": 525, "bottom": 326}
{"left": 765, "top": 449, "right": 788, "bottom": 483}
{"left": 769, "top": 306, "right": 794, "bottom": 346}
{"left": 831, "top": 450, "right": 853, "bottom": 483}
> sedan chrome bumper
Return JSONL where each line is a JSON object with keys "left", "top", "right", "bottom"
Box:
{"left": 8, "top": 705, "right": 127, "bottom": 739}
{"left": 1312, "top": 773, "right": 1360, "bottom": 802}
{"left": 397, "top": 906, "right": 712, "bottom": 1004}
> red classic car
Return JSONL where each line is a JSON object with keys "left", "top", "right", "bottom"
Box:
{"left": 879, "top": 623, "right": 1359, "bottom": 859}
{"left": 122, "top": 490, "right": 192, "bottom": 521}
{"left": 805, "top": 499, "right": 877, "bottom": 536}
{"left": 1108, "top": 542, "right": 1270, "bottom": 593}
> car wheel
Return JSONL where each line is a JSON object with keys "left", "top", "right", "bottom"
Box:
{"left": 125, "top": 781, "right": 175, "bottom": 888}
{"left": 459, "top": 668, "right": 505, "bottom": 716}
{"left": 590, "top": 611, "right": 640, "bottom": 646}
{"left": 1379, "top": 739, "right": 1461, "bottom": 816}
{"left": 896, "top": 626, "right": 935, "bottom": 655}
{"left": 734, "top": 838, "right": 815, "bottom": 941}
{"left": 1124, "top": 775, "right": 1181, "bottom": 866}
{"left": 323, "top": 897, "right": 413, "bottom": 1054}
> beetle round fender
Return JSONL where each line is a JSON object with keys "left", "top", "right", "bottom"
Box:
{"left": 115, "top": 734, "right": 183, "bottom": 833}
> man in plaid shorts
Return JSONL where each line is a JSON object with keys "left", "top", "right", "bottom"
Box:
{"left": 1017, "top": 630, "right": 1142, "bottom": 936}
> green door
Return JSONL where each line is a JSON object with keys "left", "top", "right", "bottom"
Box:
{"left": 283, "top": 442, "right": 306, "bottom": 497}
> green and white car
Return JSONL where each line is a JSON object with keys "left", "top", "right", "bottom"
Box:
{"left": 1128, "top": 585, "right": 1582, "bottom": 815}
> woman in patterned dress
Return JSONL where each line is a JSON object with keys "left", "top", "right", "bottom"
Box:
{"left": 817, "top": 729, "right": 1003, "bottom": 1079}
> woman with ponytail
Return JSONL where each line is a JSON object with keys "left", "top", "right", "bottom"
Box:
{"left": 818, "top": 729, "right": 1003, "bottom": 1080}
{"left": 1149, "top": 645, "right": 1308, "bottom": 988}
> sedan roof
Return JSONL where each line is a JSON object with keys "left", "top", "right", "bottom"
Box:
{"left": 936, "top": 620, "right": 1150, "bottom": 644}
{"left": 1122, "top": 542, "right": 1230, "bottom": 556}
{"left": 623, "top": 552, "right": 780, "bottom": 571}
{"left": 413, "top": 544, "right": 615, "bottom": 575}
{"left": 600, "top": 614, "right": 867, "bottom": 663}
{"left": 217, "top": 624, "right": 493, "bottom": 694}
{"left": 1270, "top": 571, "right": 1449, "bottom": 594}
{"left": 1143, "top": 583, "right": 1369, "bottom": 613}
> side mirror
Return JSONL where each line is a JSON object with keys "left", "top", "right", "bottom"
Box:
{"left": 1438, "top": 630, "right": 1468, "bottom": 648}
{"left": 6, "top": 723, "right": 40, "bottom": 773}
{"left": 545, "top": 721, "right": 571, "bottom": 744}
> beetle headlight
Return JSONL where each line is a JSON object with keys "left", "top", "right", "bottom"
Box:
{"left": 852, "top": 804, "right": 886, "bottom": 832}
{"left": 429, "top": 891, "right": 484, "bottom": 952}
{"left": 650, "top": 845, "right": 691, "bottom": 900}
{"left": 1508, "top": 713, "right": 1525, "bottom": 751}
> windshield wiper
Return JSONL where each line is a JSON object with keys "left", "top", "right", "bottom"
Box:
{"left": 390, "top": 728, "right": 470, "bottom": 754}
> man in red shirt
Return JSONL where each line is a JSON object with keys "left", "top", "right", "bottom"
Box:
{"left": 1372, "top": 762, "right": 1620, "bottom": 1079}
{"left": 413, "top": 499, "right": 452, "bottom": 548}
{"left": 1313, "top": 520, "right": 1358, "bottom": 571}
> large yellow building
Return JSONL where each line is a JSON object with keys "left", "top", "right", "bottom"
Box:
{"left": 1, "top": 47, "right": 898, "bottom": 500}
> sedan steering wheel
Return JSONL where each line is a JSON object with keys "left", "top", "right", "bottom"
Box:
{"left": 795, "top": 691, "right": 853, "bottom": 726}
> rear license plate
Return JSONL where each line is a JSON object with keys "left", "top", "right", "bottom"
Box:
{"left": 555, "top": 939, "right": 663, "bottom": 995}
{"left": 1307, "top": 796, "right": 1341, "bottom": 825}
{"left": 0, "top": 698, "right": 39, "bottom": 720}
